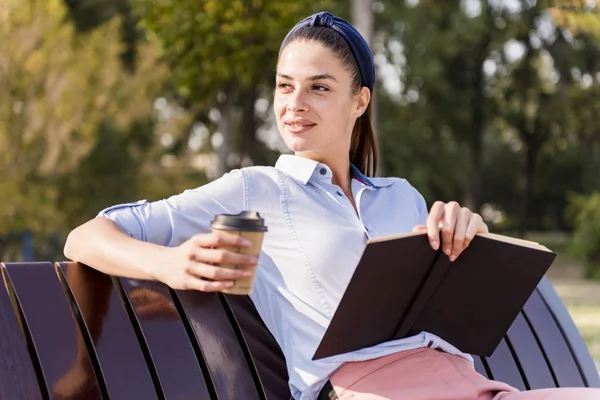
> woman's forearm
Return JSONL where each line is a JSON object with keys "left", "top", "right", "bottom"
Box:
{"left": 63, "top": 217, "right": 170, "bottom": 280}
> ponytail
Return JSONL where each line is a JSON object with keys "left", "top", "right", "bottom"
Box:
{"left": 350, "top": 102, "right": 378, "bottom": 177}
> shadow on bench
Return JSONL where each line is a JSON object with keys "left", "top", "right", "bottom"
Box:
{"left": 1, "top": 261, "right": 599, "bottom": 399}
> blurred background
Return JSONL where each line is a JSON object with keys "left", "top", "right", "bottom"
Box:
{"left": 1, "top": 0, "right": 599, "bottom": 365}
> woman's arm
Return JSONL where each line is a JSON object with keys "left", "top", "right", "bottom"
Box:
{"left": 64, "top": 170, "right": 259, "bottom": 291}
{"left": 64, "top": 216, "right": 258, "bottom": 291}
{"left": 64, "top": 217, "right": 173, "bottom": 280}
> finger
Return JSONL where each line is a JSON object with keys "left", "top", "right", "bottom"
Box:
{"left": 193, "top": 231, "right": 253, "bottom": 249}
{"left": 441, "top": 202, "right": 460, "bottom": 257}
{"left": 412, "top": 224, "right": 427, "bottom": 232}
{"left": 182, "top": 276, "right": 235, "bottom": 292}
{"left": 194, "top": 247, "right": 258, "bottom": 267}
{"left": 426, "top": 201, "right": 446, "bottom": 250}
{"left": 451, "top": 207, "right": 471, "bottom": 262}
{"left": 464, "top": 214, "right": 487, "bottom": 248}
{"left": 187, "top": 262, "right": 253, "bottom": 281}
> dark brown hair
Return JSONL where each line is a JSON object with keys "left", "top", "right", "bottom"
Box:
{"left": 279, "top": 26, "right": 378, "bottom": 177}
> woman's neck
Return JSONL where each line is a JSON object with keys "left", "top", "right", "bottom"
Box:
{"left": 329, "top": 160, "right": 352, "bottom": 192}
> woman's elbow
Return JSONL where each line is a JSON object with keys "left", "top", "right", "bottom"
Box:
{"left": 63, "top": 227, "right": 81, "bottom": 261}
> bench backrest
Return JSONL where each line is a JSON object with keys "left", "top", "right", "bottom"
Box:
{"left": 0, "top": 261, "right": 598, "bottom": 399}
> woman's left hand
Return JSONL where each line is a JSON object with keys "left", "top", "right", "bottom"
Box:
{"left": 413, "top": 201, "right": 489, "bottom": 262}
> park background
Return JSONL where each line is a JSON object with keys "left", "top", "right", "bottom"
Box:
{"left": 1, "top": 0, "right": 600, "bottom": 368}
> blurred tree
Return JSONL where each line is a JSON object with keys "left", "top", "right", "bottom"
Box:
{"left": 375, "top": 0, "right": 600, "bottom": 234}
{"left": 0, "top": 0, "right": 165, "bottom": 259}
{"left": 131, "top": 0, "right": 337, "bottom": 176}
{"left": 376, "top": 0, "right": 510, "bottom": 210}
{"left": 352, "top": 0, "right": 382, "bottom": 173}
{"left": 567, "top": 192, "right": 600, "bottom": 279}
{"left": 63, "top": 0, "right": 140, "bottom": 70}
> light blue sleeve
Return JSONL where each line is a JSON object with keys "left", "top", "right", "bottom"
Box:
{"left": 97, "top": 170, "right": 246, "bottom": 247}
{"left": 411, "top": 184, "right": 429, "bottom": 226}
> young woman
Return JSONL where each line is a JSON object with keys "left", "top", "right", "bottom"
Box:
{"left": 64, "top": 11, "right": 600, "bottom": 400}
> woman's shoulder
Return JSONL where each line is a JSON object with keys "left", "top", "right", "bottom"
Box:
{"left": 369, "top": 175, "right": 413, "bottom": 189}
{"left": 370, "top": 175, "right": 426, "bottom": 206}
{"left": 197, "top": 165, "right": 279, "bottom": 188}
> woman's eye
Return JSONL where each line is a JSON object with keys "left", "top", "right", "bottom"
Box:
{"left": 277, "top": 82, "right": 292, "bottom": 89}
{"left": 313, "top": 84, "right": 329, "bottom": 92}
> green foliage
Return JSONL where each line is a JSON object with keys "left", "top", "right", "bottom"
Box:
{"left": 129, "top": 0, "right": 339, "bottom": 176}
{"left": 2, "top": 0, "right": 600, "bottom": 264}
{"left": 567, "top": 192, "right": 600, "bottom": 279}
{"left": 132, "top": 0, "right": 335, "bottom": 105}
{"left": 376, "top": 0, "right": 600, "bottom": 236}
{"left": 0, "top": 0, "right": 166, "bottom": 259}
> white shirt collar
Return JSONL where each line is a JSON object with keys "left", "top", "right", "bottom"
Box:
{"left": 274, "top": 154, "right": 393, "bottom": 188}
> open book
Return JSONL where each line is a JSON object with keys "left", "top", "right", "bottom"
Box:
{"left": 313, "top": 231, "right": 556, "bottom": 360}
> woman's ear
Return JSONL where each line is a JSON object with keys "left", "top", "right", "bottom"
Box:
{"left": 354, "top": 86, "right": 371, "bottom": 117}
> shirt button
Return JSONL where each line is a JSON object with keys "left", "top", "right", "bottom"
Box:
{"left": 319, "top": 168, "right": 327, "bottom": 176}
{"left": 336, "top": 191, "right": 343, "bottom": 197}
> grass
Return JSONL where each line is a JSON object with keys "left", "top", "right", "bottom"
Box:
{"left": 525, "top": 231, "right": 600, "bottom": 367}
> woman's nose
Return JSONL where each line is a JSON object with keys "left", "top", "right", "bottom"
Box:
{"left": 286, "top": 91, "right": 308, "bottom": 113}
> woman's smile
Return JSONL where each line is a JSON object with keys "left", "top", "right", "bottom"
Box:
{"left": 285, "top": 118, "right": 317, "bottom": 134}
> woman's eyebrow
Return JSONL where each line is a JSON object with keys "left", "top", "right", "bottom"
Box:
{"left": 276, "top": 73, "right": 337, "bottom": 82}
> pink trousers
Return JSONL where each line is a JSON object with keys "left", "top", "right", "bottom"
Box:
{"left": 329, "top": 348, "right": 600, "bottom": 399}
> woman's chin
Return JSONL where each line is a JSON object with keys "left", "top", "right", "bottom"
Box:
{"left": 282, "top": 137, "right": 312, "bottom": 153}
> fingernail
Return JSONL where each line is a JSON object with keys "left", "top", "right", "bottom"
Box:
{"left": 450, "top": 255, "right": 457, "bottom": 262}
{"left": 431, "top": 239, "right": 439, "bottom": 250}
{"left": 248, "top": 256, "right": 258, "bottom": 264}
{"left": 226, "top": 281, "right": 235, "bottom": 287}
{"left": 242, "top": 239, "right": 253, "bottom": 247}
{"left": 444, "top": 248, "right": 451, "bottom": 255}
{"left": 242, "top": 271, "right": 252, "bottom": 277}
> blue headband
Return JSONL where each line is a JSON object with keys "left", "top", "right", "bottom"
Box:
{"left": 280, "top": 11, "right": 375, "bottom": 94}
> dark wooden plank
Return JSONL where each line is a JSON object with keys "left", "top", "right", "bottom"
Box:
{"left": 506, "top": 312, "right": 556, "bottom": 389}
{"left": 118, "top": 278, "right": 212, "bottom": 399}
{"left": 174, "top": 290, "right": 263, "bottom": 400}
{"left": 3, "top": 262, "right": 103, "bottom": 399}
{"left": 57, "top": 262, "right": 158, "bottom": 399}
{"left": 484, "top": 337, "right": 527, "bottom": 391}
{"left": 473, "top": 356, "right": 489, "bottom": 379}
{"left": 0, "top": 265, "right": 44, "bottom": 400}
{"left": 536, "top": 278, "right": 600, "bottom": 387}
{"left": 224, "top": 294, "right": 290, "bottom": 400}
{"left": 523, "top": 289, "right": 585, "bottom": 387}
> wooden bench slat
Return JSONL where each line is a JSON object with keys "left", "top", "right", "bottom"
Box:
{"left": 3, "top": 262, "right": 104, "bottom": 399}
{"left": 0, "top": 265, "right": 44, "bottom": 400}
{"left": 523, "top": 289, "right": 585, "bottom": 387}
{"left": 506, "top": 312, "right": 556, "bottom": 389}
{"left": 536, "top": 278, "right": 600, "bottom": 387}
{"left": 118, "top": 278, "right": 213, "bottom": 399}
{"left": 484, "top": 337, "right": 527, "bottom": 391}
{"left": 224, "top": 295, "right": 290, "bottom": 400}
{"left": 473, "top": 356, "right": 489, "bottom": 379}
{"left": 57, "top": 262, "right": 158, "bottom": 399}
{"left": 175, "top": 290, "right": 263, "bottom": 400}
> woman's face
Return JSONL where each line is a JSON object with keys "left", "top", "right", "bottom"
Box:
{"left": 274, "top": 40, "right": 369, "bottom": 161}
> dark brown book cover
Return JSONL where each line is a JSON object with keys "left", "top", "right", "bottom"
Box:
{"left": 312, "top": 232, "right": 557, "bottom": 360}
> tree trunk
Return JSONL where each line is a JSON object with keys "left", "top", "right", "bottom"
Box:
{"left": 216, "top": 96, "right": 234, "bottom": 177}
{"left": 240, "top": 88, "right": 264, "bottom": 166}
{"left": 518, "top": 141, "right": 537, "bottom": 237}
{"left": 462, "top": 138, "right": 483, "bottom": 211}
{"left": 351, "top": 0, "right": 382, "bottom": 175}
{"left": 580, "top": 131, "right": 600, "bottom": 194}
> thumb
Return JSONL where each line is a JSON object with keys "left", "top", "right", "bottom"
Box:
{"left": 412, "top": 224, "right": 427, "bottom": 232}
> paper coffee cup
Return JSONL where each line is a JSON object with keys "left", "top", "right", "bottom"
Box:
{"left": 210, "top": 211, "right": 267, "bottom": 295}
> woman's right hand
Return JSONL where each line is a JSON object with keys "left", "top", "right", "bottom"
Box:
{"left": 152, "top": 231, "right": 258, "bottom": 292}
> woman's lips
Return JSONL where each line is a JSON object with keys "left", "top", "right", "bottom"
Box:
{"left": 285, "top": 121, "right": 316, "bottom": 134}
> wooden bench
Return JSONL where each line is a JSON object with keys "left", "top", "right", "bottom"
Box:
{"left": 1, "top": 261, "right": 599, "bottom": 399}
